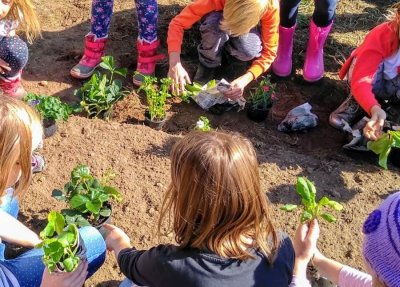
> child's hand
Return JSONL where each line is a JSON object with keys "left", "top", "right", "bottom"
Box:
{"left": 364, "top": 105, "right": 386, "bottom": 141}
{"left": 103, "top": 224, "right": 132, "bottom": 256}
{"left": 223, "top": 72, "right": 253, "bottom": 100}
{"left": 40, "top": 261, "right": 88, "bottom": 287}
{"left": 293, "top": 219, "right": 320, "bottom": 265}
{"left": 168, "top": 52, "right": 191, "bottom": 96}
{"left": 0, "top": 58, "right": 11, "bottom": 74}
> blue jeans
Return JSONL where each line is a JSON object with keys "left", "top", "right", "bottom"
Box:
{"left": 0, "top": 190, "right": 106, "bottom": 287}
{"left": 280, "top": 0, "right": 338, "bottom": 28}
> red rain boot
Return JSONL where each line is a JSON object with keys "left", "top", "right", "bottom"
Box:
{"left": 303, "top": 20, "right": 333, "bottom": 82}
{"left": 132, "top": 39, "right": 165, "bottom": 86}
{"left": 70, "top": 34, "right": 107, "bottom": 79}
{"left": 272, "top": 24, "right": 296, "bottom": 77}
{"left": 0, "top": 73, "right": 26, "bottom": 99}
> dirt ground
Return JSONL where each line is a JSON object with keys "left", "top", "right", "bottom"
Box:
{"left": 16, "top": 0, "right": 400, "bottom": 286}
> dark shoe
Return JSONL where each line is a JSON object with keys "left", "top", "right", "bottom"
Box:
{"left": 329, "top": 94, "right": 364, "bottom": 129}
{"left": 193, "top": 63, "right": 216, "bottom": 85}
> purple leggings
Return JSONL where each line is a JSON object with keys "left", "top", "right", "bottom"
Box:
{"left": 91, "top": 0, "right": 158, "bottom": 43}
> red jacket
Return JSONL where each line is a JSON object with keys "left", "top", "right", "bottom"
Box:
{"left": 339, "top": 22, "right": 399, "bottom": 114}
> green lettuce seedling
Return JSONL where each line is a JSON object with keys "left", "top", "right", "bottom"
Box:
{"left": 281, "top": 177, "right": 343, "bottom": 223}
{"left": 195, "top": 116, "right": 212, "bottom": 132}
{"left": 367, "top": 130, "right": 400, "bottom": 169}
{"left": 37, "top": 211, "right": 80, "bottom": 272}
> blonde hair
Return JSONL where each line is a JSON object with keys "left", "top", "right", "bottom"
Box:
{"left": 220, "top": 0, "right": 270, "bottom": 37}
{"left": 387, "top": 2, "right": 400, "bottom": 39}
{"left": 7, "top": 0, "right": 41, "bottom": 43}
{"left": 159, "top": 131, "right": 279, "bottom": 262}
{"left": 0, "top": 96, "right": 42, "bottom": 198}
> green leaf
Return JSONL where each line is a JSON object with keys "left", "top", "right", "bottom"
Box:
{"left": 300, "top": 210, "right": 313, "bottom": 223}
{"left": 48, "top": 211, "right": 66, "bottom": 235}
{"left": 296, "top": 177, "right": 312, "bottom": 205}
{"left": 86, "top": 200, "right": 102, "bottom": 214}
{"left": 71, "top": 165, "right": 91, "bottom": 183}
{"left": 114, "top": 68, "right": 128, "bottom": 77}
{"left": 321, "top": 212, "right": 337, "bottom": 223}
{"left": 63, "top": 256, "right": 80, "bottom": 272}
{"left": 318, "top": 196, "right": 330, "bottom": 206}
{"left": 104, "top": 186, "right": 122, "bottom": 202}
{"left": 52, "top": 189, "right": 65, "bottom": 201}
{"left": 280, "top": 204, "right": 298, "bottom": 212}
{"left": 99, "top": 208, "right": 111, "bottom": 217}
{"left": 378, "top": 144, "right": 392, "bottom": 170}
{"left": 70, "top": 194, "right": 90, "bottom": 209}
{"left": 368, "top": 133, "right": 391, "bottom": 155}
{"left": 40, "top": 223, "right": 55, "bottom": 239}
{"left": 100, "top": 56, "right": 114, "bottom": 71}
{"left": 326, "top": 200, "right": 343, "bottom": 211}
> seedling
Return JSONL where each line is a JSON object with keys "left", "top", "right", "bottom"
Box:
{"left": 183, "top": 80, "right": 217, "bottom": 102}
{"left": 52, "top": 165, "right": 122, "bottom": 227}
{"left": 367, "top": 130, "right": 400, "bottom": 169}
{"left": 138, "top": 75, "right": 172, "bottom": 121}
{"left": 248, "top": 75, "right": 275, "bottom": 109}
{"left": 24, "top": 93, "right": 73, "bottom": 122}
{"left": 195, "top": 116, "right": 212, "bottom": 131}
{"left": 281, "top": 177, "right": 343, "bottom": 223}
{"left": 36, "top": 211, "right": 81, "bottom": 272}
{"left": 75, "top": 56, "right": 128, "bottom": 120}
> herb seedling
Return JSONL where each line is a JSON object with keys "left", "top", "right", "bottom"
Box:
{"left": 367, "top": 130, "right": 400, "bottom": 169}
{"left": 37, "top": 211, "right": 81, "bottom": 272}
{"left": 195, "top": 116, "right": 212, "bottom": 131}
{"left": 24, "top": 93, "right": 73, "bottom": 122}
{"left": 138, "top": 75, "right": 172, "bottom": 121}
{"left": 52, "top": 165, "right": 122, "bottom": 227}
{"left": 75, "top": 56, "right": 128, "bottom": 120}
{"left": 248, "top": 75, "right": 275, "bottom": 109}
{"left": 281, "top": 177, "right": 343, "bottom": 223}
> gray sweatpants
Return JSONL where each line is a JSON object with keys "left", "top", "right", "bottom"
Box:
{"left": 198, "top": 12, "right": 262, "bottom": 68}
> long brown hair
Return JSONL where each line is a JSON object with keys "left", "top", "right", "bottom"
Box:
{"left": 7, "top": 0, "right": 41, "bottom": 43}
{"left": 0, "top": 96, "right": 42, "bottom": 198}
{"left": 158, "top": 131, "right": 279, "bottom": 262}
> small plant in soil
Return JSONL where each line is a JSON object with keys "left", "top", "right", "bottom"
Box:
{"left": 367, "top": 130, "right": 400, "bottom": 169}
{"left": 75, "top": 56, "right": 128, "bottom": 120}
{"left": 52, "top": 165, "right": 122, "bottom": 227}
{"left": 281, "top": 177, "right": 343, "bottom": 223}
{"left": 195, "top": 116, "right": 212, "bottom": 131}
{"left": 247, "top": 75, "right": 275, "bottom": 122}
{"left": 138, "top": 74, "right": 172, "bottom": 122}
{"left": 24, "top": 93, "right": 73, "bottom": 122}
{"left": 36, "top": 211, "right": 81, "bottom": 272}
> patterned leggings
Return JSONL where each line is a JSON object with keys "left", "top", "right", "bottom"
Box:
{"left": 0, "top": 36, "right": 28, "bottom": 78}
{"left": 91, "top": 0, "right": 158, "bottom": 43}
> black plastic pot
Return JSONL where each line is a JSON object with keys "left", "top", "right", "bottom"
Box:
{"left": 144, "top": 110, "right": 166, "bottom": 130}
{"left": 93, "top": 202, "right": 112, "bottom": 230}
{"left": 247, "top": 104, "right": 271, "bottom": 122}
{"left": 43, "top": 118, "right": 57, "bottom": 138}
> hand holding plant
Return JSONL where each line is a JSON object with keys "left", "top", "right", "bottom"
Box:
{"left": 367, "top": 130, "right": 400, "bottom": 169}
{"left": 281, "top": 177, "right": 343, "bottom": 223}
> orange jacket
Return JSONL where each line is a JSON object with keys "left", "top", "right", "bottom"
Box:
{"left": 339, "top": 22, "right": 399, "bottom": 114}
{"left": 167, "top": 0, "right": 279, "bottom": 79}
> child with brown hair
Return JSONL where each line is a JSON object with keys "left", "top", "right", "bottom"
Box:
{"left": 330, "top": 2, "right": 400, "bottom": 141}
{"left": 167, "top": 0, "right": 279, "bottom": 101}
{"left": 105, "top": 131, "right": 295, "bottom": 287}
{"left": 0, "top": 0, "right": 41, "bottom": 98}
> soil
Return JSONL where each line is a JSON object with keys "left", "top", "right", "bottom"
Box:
{"left": 14, "top": 0, "right": 400, "bottom": 286}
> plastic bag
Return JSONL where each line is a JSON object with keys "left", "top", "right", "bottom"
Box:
{"left": 192, "top": 79, "right": 246, "bottom": 111}
{"left": 278, "top": 103, "right": 318, "bottom": 132}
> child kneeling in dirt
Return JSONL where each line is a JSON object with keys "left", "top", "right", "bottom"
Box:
{"left": 289, "top": 192, "right": 400, "bottom": 287}
{"left": 0, "top": 96, "right": 106, "bottom": 287}
{"left": 105, "top": 131, "right": 295, "bottom": 287}
{"left": 330, "top": 3, "right": 400, "bottom": 141}
{"left": 167, "top": 0, "right": 279, "bottom": 101}
{"left": 0, "top": 0, "right": 40, "bottom": 98}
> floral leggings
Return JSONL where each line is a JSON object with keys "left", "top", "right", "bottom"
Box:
{"left": 91, "top": 0, "right": 158, "bottom": 43}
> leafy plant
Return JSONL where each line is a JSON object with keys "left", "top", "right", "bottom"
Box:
{"left": 367, "top": 131, "right": 400, "bottom": 169}
{"left": 52, "top": 165, "right": 122, "bottom": 227}
{"left": 138, "top": 75, "right": 172, "bottom": 121}
{"left": 182, "top": 80, "right": 218, "bottom": 102}
{"left": 36, "top": 211, "right": 80, "bottom": 272}
{"left": 195, "top": 116, "right": 212, "bottom": 131}
{"left": 24, "top": 93, "right": 73, "bottom": 121}
{"left": 248, "top": 75, "right": 275, "bottom": 109}
{"left": 281, "top": 177, "right": 343, "bottom": 223}
{"left": 75, "top": 56, "right": 128, "bottom": 120}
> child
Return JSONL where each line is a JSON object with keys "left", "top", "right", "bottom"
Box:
{"left": 0, "top": 96, "right": 106, "bottom": 286}
{"left": 105, "top": 131, "right": 295, "bottom": 287}
{"left": 167, "top": 0, "right": 279, "bottom": 101}
{"left": 0, "top": 0, "right": 40, "bottom": 98}
{"left": 70, "top": 0, "right": 164, "bottom": 86}
{"left": 290, "top": 192, "right": 400, "bottom": 287}
{"left": 272, "top": 0, "right": 337, "bottom": 82}
{"left": 330, "top": 3, "right": 400, "bottom": 141}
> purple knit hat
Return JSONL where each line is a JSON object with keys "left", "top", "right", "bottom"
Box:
{"left": 363, "top": 192, "right": 400, "bottom": 287}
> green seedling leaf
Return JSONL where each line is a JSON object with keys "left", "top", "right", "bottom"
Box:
{"left": 63, "top": 256, "right": 79, "bottom": 272}
{"left": 99, "top": 208, "right": 111, "bottom": 217}
{"left": 48, "top": 211, "right": 66, "bottom": 235}
{"left": 70, "top": 194, "right": 90, "bottom": 209}
{"left": 104, "top": 186, "right": 122, "bottom": 202}
{"left": 321, "top": 213, "right": 337, "bottom": 223}
{"left": 86, "top": 200, "right": 102, "bottom": 214}
{"left": 301, "top": 211, "right": 313, "bottom": 223}
{"left": 296, "top": 177, "right": 312, "bottom": 205}
{"left": 114, "top": 68, "right": 128, "bottom": 78}
{"left": 280, "top": 204, "right": 298, "bottom": 212}
{"left": 326, "top": 200, "right": 343, "bottom": 211}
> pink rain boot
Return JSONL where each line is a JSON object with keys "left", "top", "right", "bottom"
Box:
{"left": 0, "top": 73, "right": 26, "bottom": 99}
{"left": 132, "top": 39, "right": 165, "bottom": 86}
{"left": 303, "top": 20, "right": 333, "bottom": 82}
{"left": 70, "top": 34, "right": 107, "bottom": 79}
{"left": 272, "top": 25, "right": 296, "bottom": 77}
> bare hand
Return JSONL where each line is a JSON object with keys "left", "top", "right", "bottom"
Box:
{"left": 0, "top": 58, "right": 11, "bottom": 74}
{"left": 223, "top": 73, "right": 253, "bottom": 100}
{"left": 364, "top": 105, "right": 386, "bottom": 141}
{"left": 168, "top": 62, "right": 191, "bottom": 96}
{"left": 40, "top": 261, "right": 88, "bottom": 287}
{"left": 293, "top": 219, "right": 320, "bottom": 265}
{"left": 103, "top": 224, "right": 131, "bottom": 254}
